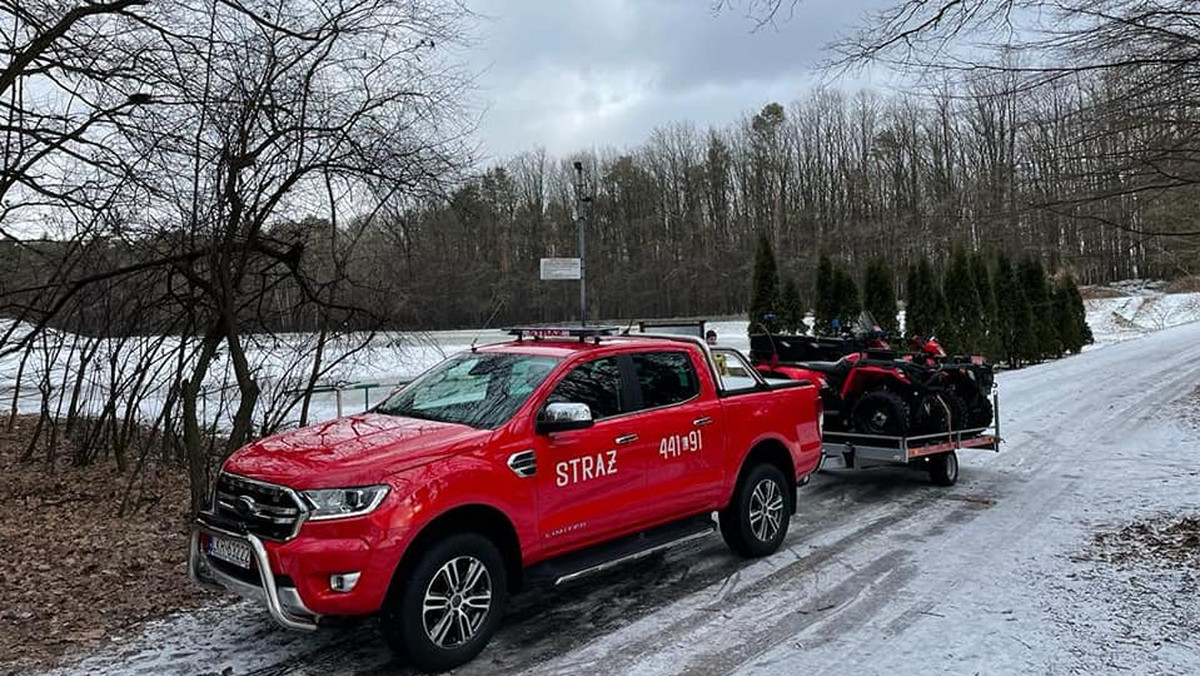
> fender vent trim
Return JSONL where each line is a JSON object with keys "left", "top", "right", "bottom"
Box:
{"left": 508, "top": 450, "right": 537, "bottom": 478}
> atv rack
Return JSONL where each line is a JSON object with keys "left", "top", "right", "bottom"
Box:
{"left": 819, "top": 393, "right": 1001, "bottom": 483}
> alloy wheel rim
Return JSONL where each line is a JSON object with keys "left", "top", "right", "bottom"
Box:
{"left": 749, "top": 478, "right": 785, "bottom": 542}
{"left": 422, "top": 555, "right": 493, "bottom": 649}
{"left": 870, "top": 410, "right": 889, "bottom": 430}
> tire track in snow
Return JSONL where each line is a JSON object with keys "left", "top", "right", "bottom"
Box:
{"left": 51, "top": 322, "right": 1200, "bottom": 676}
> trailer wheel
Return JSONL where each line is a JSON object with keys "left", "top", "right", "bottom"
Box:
{"left": 928, "top": 451, "right": 959, "bottom": 486}
{"left": 720, "top": 463, "right": 790, "bottom": 557}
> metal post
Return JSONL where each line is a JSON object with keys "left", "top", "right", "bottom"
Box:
{"left": 573, "top": 161, "right": 588, "bottom": 326}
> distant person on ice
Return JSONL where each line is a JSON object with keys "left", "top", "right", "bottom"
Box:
{"left": 705, "top": 329, "right": 718, "bottom": 346}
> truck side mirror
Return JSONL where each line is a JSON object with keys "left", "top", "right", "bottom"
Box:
{"left": 537, "top": 402, "right": 594, "bottom": 434}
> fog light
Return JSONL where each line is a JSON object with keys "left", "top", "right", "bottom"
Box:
{"left": 330, "top": 572, "right": 361, "bottom": 593}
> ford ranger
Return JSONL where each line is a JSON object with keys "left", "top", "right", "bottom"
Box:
{"left": 189, "top": 326, "right": 822, "bottom": 671}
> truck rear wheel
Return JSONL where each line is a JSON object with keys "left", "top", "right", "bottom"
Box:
{"left": 928, "top": 451, "right": 959, "bottom": 486}
{"left": 720, "top": 463, "right": 790, "bottom": 557}
{"left": 381, "top": 532, "right": 508, "bottom": 673}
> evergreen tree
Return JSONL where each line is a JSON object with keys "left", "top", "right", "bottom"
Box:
{"left": 995, "top": 254, "right": 1035, "bottom": 368}
{"left": 1050, "top": 281, "right": 1073, "bottom": 358}
{"left": 970, "top": 252, "right": 999, "bottom": 357}
{"left": 813, "top": 253, "right": 835, "bottom": 335}
{"left": 1055, "top": 274, "right": 1092, "bottom": 353}
{"left": 908, "top": 258, "right": 946, "bottom": 339}
{"left": 1017, "top": 256, "right": 1055, "bottom": 361}
{"left": 748, "top": 231, "right": 780, "bottom": 333}
{"left": 862, "top": 258, "right": 899, "bottom": 336}
{"left": 1067, "top": 276, "right": 1094, "bottom": 348}
{"left": 943, "top": 247, "right": 983, "bottom": 354}
{"left": 780, "top": 276, "right": 804, "bottom": 334}
{"left": 833, "top": 264, "right": 862, "bottom": 330}
{"left": 904, "top": 263, "right": 920, "bottom": 339}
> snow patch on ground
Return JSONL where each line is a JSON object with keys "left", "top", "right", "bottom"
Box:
{"left": 32, "top": 318, "right": 1200, "bottom": 676}
{"left": 1046, "top": 512, "right": 1200, "bottom": 675}
{"left": 1085, "top": 292, "right": 1200, "bottom": 348}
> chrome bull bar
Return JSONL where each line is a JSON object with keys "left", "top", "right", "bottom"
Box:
{"left": 189, "top": 521, "right": 319, "bottom": 631}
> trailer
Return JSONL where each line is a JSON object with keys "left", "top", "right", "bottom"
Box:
{"left": 818, "top": 394, "right": 1001, "bottom": 486}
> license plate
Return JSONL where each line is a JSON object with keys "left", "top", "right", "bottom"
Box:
{"left": 206, "top": 534, "right": 252, "bottom": 569}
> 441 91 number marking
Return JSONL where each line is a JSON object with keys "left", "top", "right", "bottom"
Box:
{"left": 659, "top": 430, "right": 703, "bottom": 459}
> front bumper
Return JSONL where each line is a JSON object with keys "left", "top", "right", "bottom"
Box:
{"left": 189, "top": 522, "right": 320, "bottom": 631}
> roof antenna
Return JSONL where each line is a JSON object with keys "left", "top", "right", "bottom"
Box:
{"left": 474, "top": 300, "right": 507, "bottom": 351}
{"left": 620, "top": 319, "right": 635, "bottom": 336}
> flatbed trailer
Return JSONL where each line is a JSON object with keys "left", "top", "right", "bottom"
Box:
{"left": 818, "top": 394, "right": 1001, "bottom": 486}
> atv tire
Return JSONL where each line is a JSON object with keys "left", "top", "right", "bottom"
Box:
{"left": 914, "top": 393, "right": 951, "bottom": 435}
{"left": 968, "top": 395, "right": 994, "bottom": 429}
{"left": 851, "top": 390, "right": 910, "bottom": 436}
{"left": 945, "top": 393, "right": 970, "bottom": 431}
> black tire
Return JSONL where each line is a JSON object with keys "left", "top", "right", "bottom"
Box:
{"left": 928, "top": 451, "right": 959, "bottom": 486}
{"left": 942, "top": 392, "right": 969, "bottom": 431}
{"left": 913, "top": 393, "right": 951, "bottom": 435}
{"left": 968, "top": 395, "right": 994, "bottom": 429}
{"left": 381, "top": 533, "right": 508, "bottom": 673}
{"left": 720, "top": 463, "right": 791, "bottom": 557}
{"left": 851, "top": 390, "right": 910, "bottom": 436}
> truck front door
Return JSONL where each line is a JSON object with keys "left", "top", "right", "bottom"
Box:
{"left": 532, "top": 356, "right": 647, "bottom": 555}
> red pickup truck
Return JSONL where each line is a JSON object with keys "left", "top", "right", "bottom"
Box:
{"left": 190, "top": 327, "right": 822, "bottom": 671}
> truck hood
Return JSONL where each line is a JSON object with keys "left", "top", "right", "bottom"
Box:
{"left": 222, "top": 413, "right": 491, "bottom": 490}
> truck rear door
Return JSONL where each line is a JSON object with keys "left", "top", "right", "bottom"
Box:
{"left": 625, "top": 349, "right": 725, "bottom": 519}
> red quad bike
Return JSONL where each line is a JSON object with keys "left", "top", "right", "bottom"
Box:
{"left": 757, "top": 352, "right": 953, "bottom": 437}
{"left": 754, "top": 314, "right": 994, "bottom": 438}
{"left": 905, "top": 334, "right": 996, "bottom": 432}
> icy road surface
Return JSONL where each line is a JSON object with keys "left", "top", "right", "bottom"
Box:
{"left": 51, "top": 321, "right": 1200, "bottom": 676}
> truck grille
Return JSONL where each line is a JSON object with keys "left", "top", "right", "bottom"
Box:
{"left": 211, "top": 472, "right": 306, "bottom": 541}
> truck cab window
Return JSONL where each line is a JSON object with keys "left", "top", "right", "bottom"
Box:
{"left": 632, "top": 352, "right": 699, "bottom": 410}
{"left": 546, "top": 357, "right": 623, "bottom": 419}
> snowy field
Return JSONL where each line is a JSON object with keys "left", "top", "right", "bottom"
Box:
{"left": 36, "top": 291, "right": 1200, "bottom": 675}
{"left": 1, "top": 287, "right": 1197, "bottom": 433}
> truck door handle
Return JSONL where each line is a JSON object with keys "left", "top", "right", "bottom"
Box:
{"left": 693, "top": 417, "right": 713, "bottom": 427}
{"left": 615, "top": 434, "right": 639, "bottom": 445}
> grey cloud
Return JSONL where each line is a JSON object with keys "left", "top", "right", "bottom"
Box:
{"left": 464, "top": 0, "right": 892, "bottom": 159}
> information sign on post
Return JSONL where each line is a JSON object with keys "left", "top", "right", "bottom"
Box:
{"left": 540, "top": 257, "right": 582, "bottom": 281}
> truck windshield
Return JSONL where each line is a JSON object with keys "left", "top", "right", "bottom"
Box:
{"left": 377, "top": 353, "right": 560, "bottom": 429}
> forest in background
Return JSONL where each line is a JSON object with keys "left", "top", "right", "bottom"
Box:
{"left": 3, "top": 0, "right": 1199, "bottom": 513}
{"left": 6, "top": 71, "right": 1199, "bottom": 335}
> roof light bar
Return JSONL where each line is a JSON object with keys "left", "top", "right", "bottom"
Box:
{"left": 506, "top": 326, "right": 619, "bottom": 342}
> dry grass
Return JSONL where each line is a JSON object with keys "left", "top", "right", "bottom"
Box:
{"left": 1087, "top": 515, "right": 1200, "bottom": 568}
{"left": 1165, "top": 275, "right": 1200, "bottom": 293}
{"left": 0, "top": 417, "right": 208, "bottom": 674}
{"left": 1078, "top": 285, "right": 1126, "bottom": 300}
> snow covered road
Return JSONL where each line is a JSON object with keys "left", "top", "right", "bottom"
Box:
{"left": 52, "top": 321, "right": 1200, "bottom": 676}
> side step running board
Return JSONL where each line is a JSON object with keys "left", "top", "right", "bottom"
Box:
{"left": 527, "top": 514, "right": 717, "bottom": 587}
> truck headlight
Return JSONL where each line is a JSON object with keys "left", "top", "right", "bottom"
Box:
{"left": 302, "top": 485, "right": 390, "bottom": 521}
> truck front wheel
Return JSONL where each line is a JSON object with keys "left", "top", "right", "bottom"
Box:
{"left": 381, "top": 532, "right": 508, "bottom": 673}
{"left": 719, "top": 463, "right": 790, "bottom": 557}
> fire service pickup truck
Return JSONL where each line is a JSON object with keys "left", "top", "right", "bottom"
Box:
{"left": 190, "top": 326, "right": 822, "bottom": 671}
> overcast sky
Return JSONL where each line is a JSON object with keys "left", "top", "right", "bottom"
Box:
{"left": 462, "top": 0, "right": 893, "bottom": 161}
